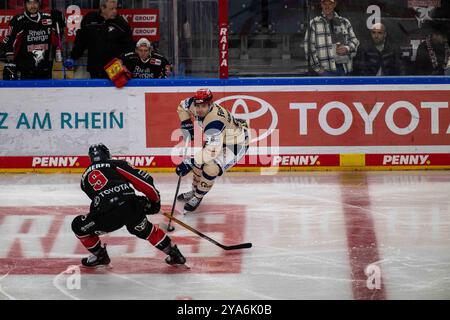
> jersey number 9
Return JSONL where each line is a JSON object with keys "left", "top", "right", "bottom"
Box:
{"left": 88, "top": 170, "right": 108, "bottom": 191}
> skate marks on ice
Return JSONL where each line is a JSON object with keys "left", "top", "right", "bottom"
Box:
{"left": 1, "top": 172, "right": 450, "bottom": 299}
{"left": 0, "top": 268, "right": 17, "bottom": 300}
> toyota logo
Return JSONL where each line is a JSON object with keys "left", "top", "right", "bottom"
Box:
{"left": 215, "top": 95, "right": 278, "bottom": 143}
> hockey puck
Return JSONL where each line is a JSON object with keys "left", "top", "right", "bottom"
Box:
{"left": 167, "top": 225, "right": 175, "bottom": 232}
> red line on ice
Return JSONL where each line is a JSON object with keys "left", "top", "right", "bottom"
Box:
{"left": 340, "top": 173, "right": 386, "bottom": 300}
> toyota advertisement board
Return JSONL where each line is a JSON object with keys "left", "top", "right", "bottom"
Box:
{"left": 0, "top": 81, "right": 449, "bottom": 172}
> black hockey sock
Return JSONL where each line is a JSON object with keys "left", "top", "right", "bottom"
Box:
{"left": 90, "top": 242, "right": 103, "bottom": 255}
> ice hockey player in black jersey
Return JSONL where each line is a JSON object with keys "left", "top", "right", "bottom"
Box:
{"left": 120, "top": 37, "right": 172, "bottom": 79}
{"left": 71, "top": 143, "right": 186, "bottom": 268}
{"left": 3, "top": 0, "right": 61, "bottom": 79}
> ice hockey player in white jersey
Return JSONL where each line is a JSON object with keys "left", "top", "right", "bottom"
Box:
{"left": 176, "top": 88, "right": 250, "bottom": 212}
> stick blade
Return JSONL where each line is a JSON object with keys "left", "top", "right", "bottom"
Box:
{"left": 223, "top": 242, "right": 252, "bottom": 250}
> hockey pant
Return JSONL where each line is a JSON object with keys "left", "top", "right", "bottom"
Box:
{"left": 71, "top": 197, "right": 170, "bottom": 254}
{"left": 193, "top": 133, "right": 249, "bottom": 198}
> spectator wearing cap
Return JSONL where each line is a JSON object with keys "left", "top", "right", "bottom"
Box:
{"left": 120, "top": 38, "right": 172, "bottom": 79}
{"left": 415, "top": 23, "right": 449, "bottom": 75}
{"left": 353, "top": 23, "right": 405, "bottom": 76}
{"left": 65, "top": 0, "right": 134, "bottom": 78}
{"left": 304, "top": 0, "right": 359, "bottom": 76}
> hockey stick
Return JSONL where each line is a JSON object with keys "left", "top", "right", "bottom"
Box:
{"left": 162, "top": 211, "right": 252, "bottom": 250}
{"left": 52, "top": 10, "right": 65, "bottom": 79}
{"left": 166, "top": 173, "right": 182, "bottom": 232}
{"left": 166, "top": 140, "right": 190, "bottom": 232}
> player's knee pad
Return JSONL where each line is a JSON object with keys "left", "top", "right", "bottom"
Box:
{"left": 71, "top": 215, "right": 95, "bottom": 237}
{"left": 202, "top": 162, "right": 221, "bottom": 180}
{"left": 126, "top": 216, "right": 153, "bottom": 240}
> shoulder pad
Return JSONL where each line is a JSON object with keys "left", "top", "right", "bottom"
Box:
{"left": 111, "top": 159, "right": 128, "bottom": 166}
{"left": 204, "top": 120, "right": 225, "bottom": 135}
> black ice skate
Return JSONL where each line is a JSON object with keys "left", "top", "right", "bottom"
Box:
{"left": 81, "top": 245, "right": 111, "bottom": 268}
{"left": 184, "top": 195, "right": 202, "bottom": 212}
{"left": 165, "top": 245, "right": 186, "bottom": 265}
{"left": 177, "top": 190, "right": 194, "bottom": 202}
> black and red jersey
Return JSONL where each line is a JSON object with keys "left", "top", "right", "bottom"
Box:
{"left": 81, "top": 159, "right": 160, "bottom": 214}
{"left": 3, "top": 11, "right": 59, "bottom": 78}
{"left": 121, "top": 51, "right": 171, "bottom": 79}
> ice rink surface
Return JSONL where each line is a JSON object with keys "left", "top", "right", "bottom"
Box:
{"left": 0, "top": 170, "right": 449, "bottom": 300}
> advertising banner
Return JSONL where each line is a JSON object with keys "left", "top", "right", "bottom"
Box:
{"left": 1, "top": 8, "right": 160, "bottom": 43}
{"left": 0, "top": 10, "right": 19, "bottom": 42}
{"left": 1, "top": 83, "right": 449, "bottom": 171}
{"left": 145, "top": 90, "right": 450, "bottom": 148}
{"left": 65, "top": 7, "right": 160, "bottom": 43}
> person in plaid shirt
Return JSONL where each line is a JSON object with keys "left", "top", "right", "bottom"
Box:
{"left": 304, "top": 0, "right": 359, "bottom": 76}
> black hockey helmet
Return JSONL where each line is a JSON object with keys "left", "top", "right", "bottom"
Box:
{"left": 88, "top": 143, "right": 111, "bottom": 163}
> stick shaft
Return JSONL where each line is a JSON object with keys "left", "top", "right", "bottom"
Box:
{"left": 166, "top": 175, "right": 181, "bottom": 230}
{"left": 162, "top": 212, "right": 252, "bottom": 250}
{"left": 167, "top": 142, "right": 189, "bottom": 230}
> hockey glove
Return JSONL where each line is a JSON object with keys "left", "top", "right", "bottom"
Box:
{"left": 64, "top": 58, "right": 75, "bottom": 70}
{"left": 176, "top": 158, "right": 195, "bottom": 177}
{"left": 138, "top": 196, "right": 161, "bottom": 215}
{"left": 181, "top": 119, "right": 194, "bottom": 141}
{"left": 3, "top": 63, "right": 18, "bottom": 80}
{"left": 144, "top": 200, "right": 161, "bottom": 215}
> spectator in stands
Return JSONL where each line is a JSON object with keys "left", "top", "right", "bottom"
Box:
{"left": 2, "top": 0, "right": 61, "bottom": 79}
{"left": 353, "top": 23, "right": 405, "bottom": 76}
{"left": 120, "top": 38, "right": 172, "bottom": 79}
{"left": 65, "top": 0, "right": 134, "bottom": 78}
{"left": 415, "top": 23, "right": 449, "bottom": 75}
{"left": 304, "top": 0, "right": 359, "bottom": 76}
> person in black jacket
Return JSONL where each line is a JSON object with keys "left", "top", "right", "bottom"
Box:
{"left": 353, "top": 23, "right": 404, "bottom": 76}
{"left": 2, "top": 0, "right": 61, "bottom": 79}
{"left": 120, "top": 38, "right": 172, "bottom": 79}
{"left": 415, "top": 23, "right": 449, "bottom": 76}
{"left": 71, "top": 143, "right": 186, "bottom": 268}
{"left": 66, "top": 0, "right": 134, "bottom": 78}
